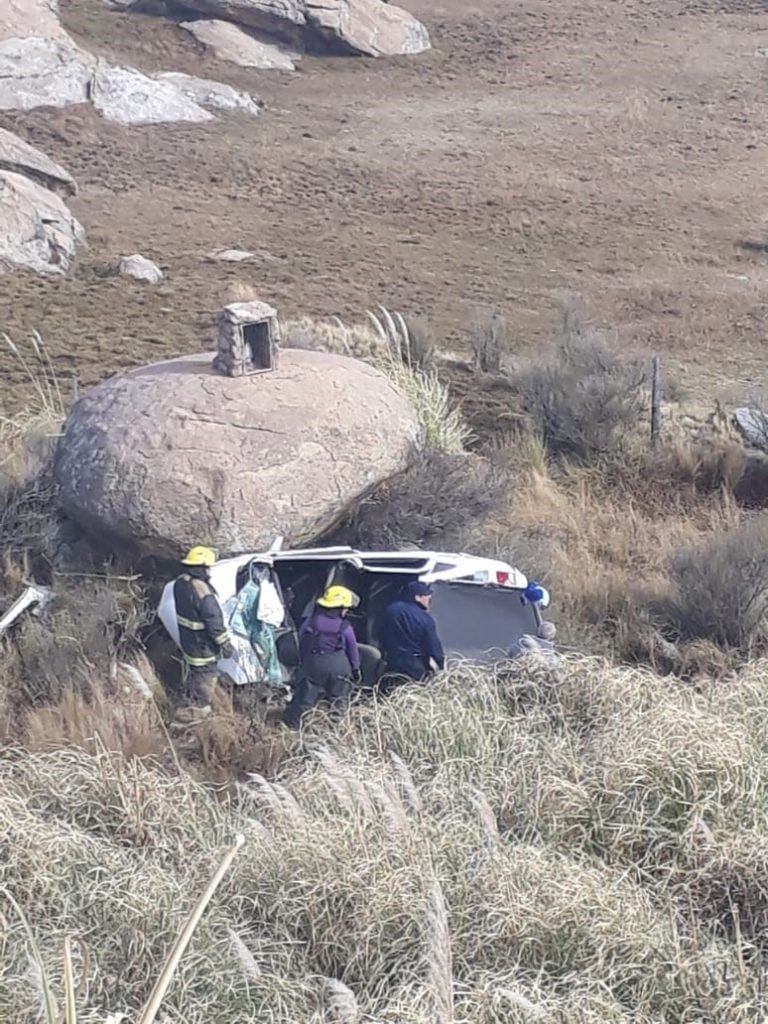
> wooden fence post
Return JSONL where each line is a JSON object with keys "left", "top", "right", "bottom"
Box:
{"left": 650, "top": 354, "right": 662, "bottom": 446}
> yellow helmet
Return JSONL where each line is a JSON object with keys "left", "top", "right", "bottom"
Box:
{"left": 181, "top": 545, "right": 217, "bottom": 568}
{"left": 317, "top": 585, "right": 358, "bottom": 609}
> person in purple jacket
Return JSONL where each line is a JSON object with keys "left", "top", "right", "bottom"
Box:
{"left": 282, "top": 585, "right": 361, "bottom": 729}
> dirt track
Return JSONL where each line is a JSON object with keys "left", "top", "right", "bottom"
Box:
{"left": 1, "top": 0, "right": 767, "bottom": 412}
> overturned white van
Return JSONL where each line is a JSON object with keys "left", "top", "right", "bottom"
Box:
{"left": 158, "top": 543, "right": 552, "bottom": 687}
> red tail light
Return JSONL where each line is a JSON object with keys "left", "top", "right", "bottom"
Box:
{"left": 496, "top": 571, "right": 509, "bottom": 585}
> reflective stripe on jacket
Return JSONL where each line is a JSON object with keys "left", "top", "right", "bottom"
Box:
{"left": 174, "top": 572, "right": 229, "bottom": 667}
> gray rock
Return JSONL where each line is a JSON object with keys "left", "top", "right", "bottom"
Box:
{"left": 0, "top": 0, "right": 74, "bottom": 43}
{"left": 166, "top": 0, "right": 430, "bottom": 56}
{"left": 0, "top": 170, "right": 83, "bottom": 274}
{"left": 155, "top": 72, "right": 259, "bottom": 115}
{"left": 0, "top": 37, "right": 93, "bottom": 111}
{"left": 165, "top": 0, "right": 306, "bottom": 45}
{"left": 55, "top": 349, "right": 421, "bottom": 556}
{"left": 180, "top": 19, "right": 297, "bottom": 69}
{"left": 91, "top": 63, "right": 213, "bottom": 124}
{"left": 305, "top": 0, "right": 430, "bottom": 56}
{"left": 0, "top": 126, "right": 76, "bottom": 196}
{"left": 734, "top": 407, "right": 768, "bottom": 451}
{"left": 117, "top": 254, "right": 163, "bottom": 283}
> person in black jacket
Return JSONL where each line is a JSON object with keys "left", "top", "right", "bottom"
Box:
{"left": 379, "top": 580, "right": 445, "bottom": 689}
{"left": 173, "top": 546, "right": 233, "bottom": 720}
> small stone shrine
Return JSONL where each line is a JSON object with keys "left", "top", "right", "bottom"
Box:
{"left": 213, "top": 300, "right": 280, "bottom": 377}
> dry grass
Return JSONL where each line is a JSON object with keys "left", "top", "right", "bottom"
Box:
{"left": 0, "top": 333, "right": 67, "bottom": 489}
{"left": 482, "top": 431, "right": 758, "bottom": 671}
{"left": 281, "top": 316, "right": 387, "bottom": 360}
{"left": 5, "top": 657, "right": 768, "bottom": 1022}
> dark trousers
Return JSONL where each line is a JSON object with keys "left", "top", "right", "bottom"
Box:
{"left": 184, "top": 664, "right": 218, "bottom": 706}
{"left": 282, "top": 652, "right": 353, "bottom": 729}
{"left": 382, "top": 657, "right": 430, "bottom": 684}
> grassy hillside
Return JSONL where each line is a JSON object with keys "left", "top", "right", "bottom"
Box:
{"left": 4, "top": 315, "right": 768, "bottom": 1021}
{"left": 4, "top": 657, "right": 768, "bottom": 1023}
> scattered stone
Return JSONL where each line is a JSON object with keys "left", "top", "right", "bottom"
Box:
{"left": 0, "top": 37, "right": 93, "bottom": 111}
{"left": 55, "top": 349, "right": 421, "bottom": 556}
{"left": 116, "top": 254, "right": 164, "bottom": 283}
{"left": 733, "top": 407, "right": 768, "bottom": 451}
{"left": 180, "top": 19, "right": 297, "bottom": 70}
{"left": 0, "top": 170, "right": 83, "bottom": 274}
{"left": 154, "top": 72, "right": 260, "bottom": 116}
{"left": 91, "top": 63, "right": 213, "bottom": 124}
{"left": 207, "top": 247, "right": 256, "bottom": 262}
{"left": 0, "top": 126, "right": 76, "bottom": 196}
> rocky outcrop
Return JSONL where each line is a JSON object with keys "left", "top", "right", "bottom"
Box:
{"left": 0, "top": 126, "right": 76, "bottom": 196}
{"left": 0, "top": 0, "right": 261, "bottom": 122}
{"left": 0, "top": 37, "right": 93, "bottom": 110}
{"left": 179, "top": 18, "right": 298, "bottom": 69}
{"left": 166, "top": 0, "right": 430, "bottom": 56}
{"left": 0, "top": 170, "right": 83, "bottom": 274}
{"left": 166, "top": 0, "right": 305, "bottom": 43}
{"left": 55, "top": 349, "right": 421, "bottom": 556}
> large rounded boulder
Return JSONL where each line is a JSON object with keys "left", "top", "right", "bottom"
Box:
{"left": 55, "top": 350, "right": 420, "bottom": 556}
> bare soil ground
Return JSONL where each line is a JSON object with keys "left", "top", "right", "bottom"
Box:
{"left": 1, "top": 0, "right": 767, "bottom": 412}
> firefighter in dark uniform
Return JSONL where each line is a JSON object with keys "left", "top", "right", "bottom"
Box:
{"left": 173, "top": 546, "right": 233, "bottom": 722}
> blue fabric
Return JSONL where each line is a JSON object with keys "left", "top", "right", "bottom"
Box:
{"left": 229, "top": 580, "right": 282, "bottom": 687}
{"left": 406, "top": 580, "right": 433, "bottom": 598}
{"left": 380, "top": 599, "right": 445, "bottom": 680}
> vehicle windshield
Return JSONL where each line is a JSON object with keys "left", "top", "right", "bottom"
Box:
{"left": 430, "top": 582, "right": 540, "bottom": 662}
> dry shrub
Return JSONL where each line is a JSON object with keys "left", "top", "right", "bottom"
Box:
{"left": 400, "top": 314, "right": 437, "bottom": 371}
{"left": 0, "top": 465, "right": 60, "bottom": 600}
{"left": 178, "top": 702, "right": 296, "bottom": 781}
{"left": 510, "top": 307, "right": 645, "bottom": 462}
{"left": 281, "top": 317, "right": 386, "bottom": 360}
{"left": 468, "top": 312, "right": 514, "bottom": 373}
{"left": 1, "top": 573, "right": 152, "bottom": 714}
{"left": 332, "top": 447, "right": 506, "bottom": 550}
{"left": 659, "top": 515, "right": 768, "bottom": 653}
